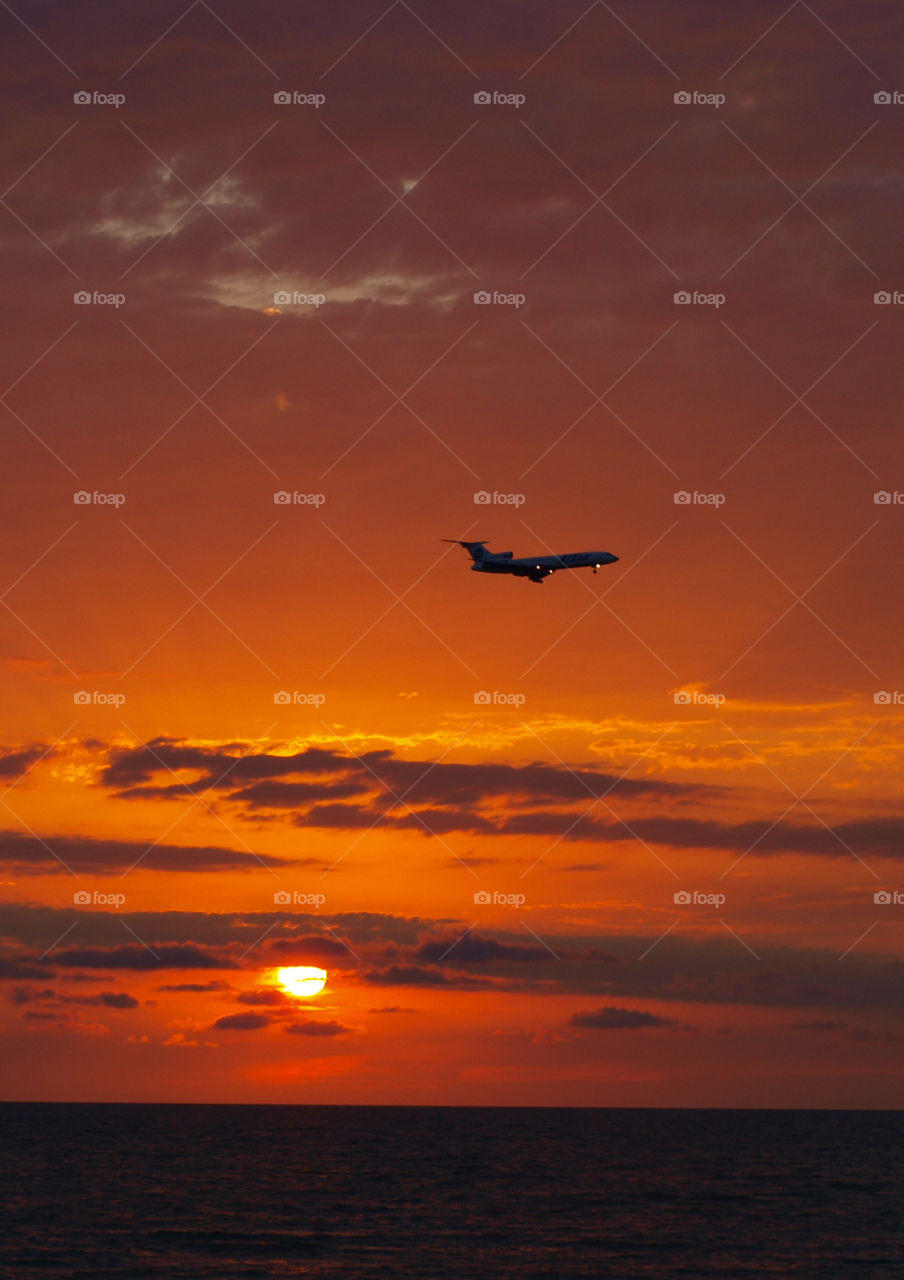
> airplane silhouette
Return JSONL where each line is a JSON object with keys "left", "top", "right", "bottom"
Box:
{"left": 444, "top": 540, "right": 619, "bottom": 584}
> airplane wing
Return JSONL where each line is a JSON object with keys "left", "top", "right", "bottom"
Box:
{"left": 511, "top": 563, "right": 553, "bottom": 583}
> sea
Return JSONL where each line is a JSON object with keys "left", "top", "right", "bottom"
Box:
{"left": 1, "top": 1104, "right": 902, "bottom": 1278}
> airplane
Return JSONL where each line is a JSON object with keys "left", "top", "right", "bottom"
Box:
{"left": 443, "top": 539, "right": 619, "bottom": 584}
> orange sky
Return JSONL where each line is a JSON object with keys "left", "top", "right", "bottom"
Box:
{"left": 1, "top": 0, "right": 903, "bottom": 1107}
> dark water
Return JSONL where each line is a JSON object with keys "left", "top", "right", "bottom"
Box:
{"left": 2, "top": 1104, "right": 903, "bottom": 1278}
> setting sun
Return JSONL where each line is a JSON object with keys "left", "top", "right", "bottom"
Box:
{"left": 277, "top": 967, "right": 327, "bottom": 998}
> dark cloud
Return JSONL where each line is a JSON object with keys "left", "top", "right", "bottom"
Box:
{"left": 417, "top": 934, "right": 546, "bottom": 965}
{"left": 0, "top": 957, "right": 55, "bottom": 980}
{"left": 52, "top": 944, "right": 237, "bottom": 971}
{"left": 8, "top": 985, "right": 56, "bottom": 1004}
{"left": 235, "top": 987, "right": 291, "bottom": 1006}
{"left": 571, "top": 1006, "right": 676, "bottom": 1030}
{"left": 268, "top": 934, "right": 357, "bottom": 962}
{"left": 83, "top": 738, "right": 904, "bottom": 863}
{"left": 3, "top": 903, "right": 903, "bottom": 1015}
{"left": 0, "top": 830, "right": 293, "bottom": 875}
{"left": 85, "top": 992, "right": 139, "bottom": 1009}
{"left": 0, "top": 746, "right": 51, "bottom": 778}
{"left": 285, "top": 1020, "right": 351, "bottom": 1036}
{"left": 362, "top": 964, "right": 454, "bottom": 987}
{"left": 212, "top": 1012, "right": 271, "bottom": 1031}
{"left": 361, "top": 964, "right": 492, "bottom": 988}
{"left": 156, "top": 980, "right": 233, "bottom": 992}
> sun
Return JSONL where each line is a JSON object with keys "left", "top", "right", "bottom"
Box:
{"left": 277, "top": 966, "right": 327, "bottom": 998}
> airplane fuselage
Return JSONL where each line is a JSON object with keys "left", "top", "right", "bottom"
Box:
{"left": 473, "top": 551, "right": 618, "bottom": 576}
{"left": 444, "top": 539, "right": 618, "bottom": 582}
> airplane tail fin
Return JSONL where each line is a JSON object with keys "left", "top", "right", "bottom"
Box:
{"left": 442, "top": 538, "right": 489, "bottom": 562}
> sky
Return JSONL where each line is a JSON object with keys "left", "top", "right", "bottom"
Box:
{"left": 1, "top": 0, "right": 903, "bottom": 1107}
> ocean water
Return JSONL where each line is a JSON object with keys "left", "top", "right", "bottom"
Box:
{"left": 1, "top": 1104, "right": 902, "bottom": 1278}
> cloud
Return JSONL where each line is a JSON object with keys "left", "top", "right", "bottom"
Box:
{"left": 361, "top": 964, "right": 493, "bottom": 988}
{"left": 0, "top": 746, "right": 51, "bottom": 778}
{"left": 417, "top": 934, "right": 546, "bottom": 965}
{"left": 156, "top": 980, "right": 233, "bottom": 992}
{"left": 0, "top": 957, "right": 56, "bottom": 979}
{"left": 285, "top": 1019, "right": 351, "bottom": 1036}
{"left": 86, "top": 738, "right": 904, "bottom": 862}
{"left": 86, "top": 992, "right": 139, "bottom": 1009}
{"left": 52, "top": 944, "right": 237, "bottom": 971}
{"left": 268, "top": 935, "right": 356, "bottom": 962}
{"left": 571, "top": 1006, "right": 677, "bottom": 1030}
{"left": 0, "top": 830, "right": 295, "bottom": 875}
{"left": 235, "top": 987, "right": 290, "bottom": 1006}
{"left": 362, "top": 964, "right": 454, "bottom": 987}
{"left": 9, "top": 985, "right": 56, "bottom": 1004}
{"left": 212, "top": 1012, "right": 271, "bottom": 1031}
